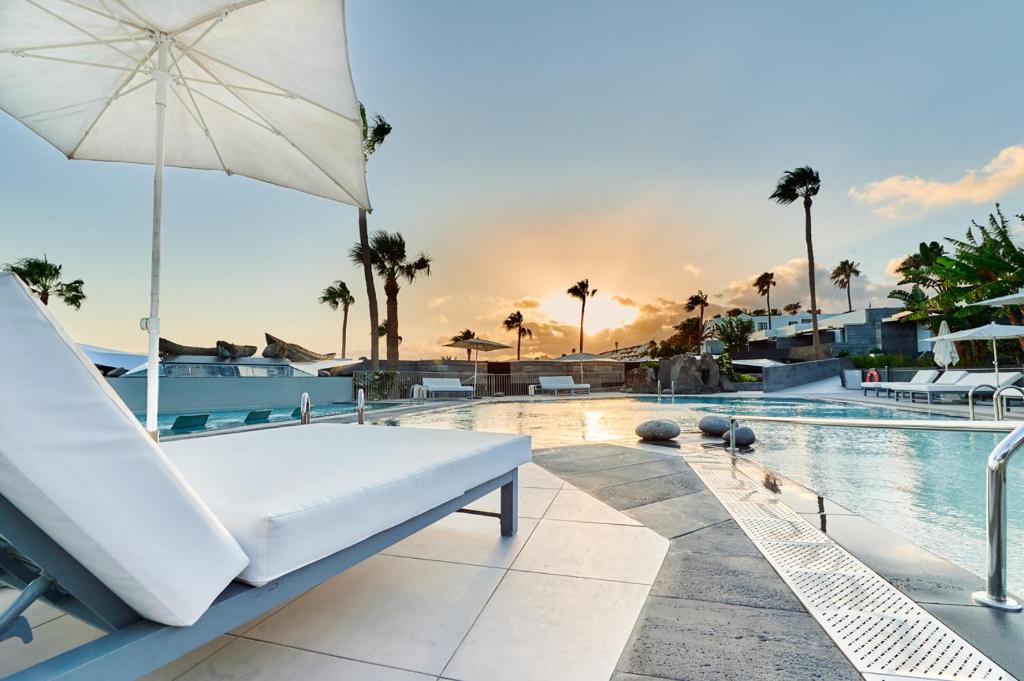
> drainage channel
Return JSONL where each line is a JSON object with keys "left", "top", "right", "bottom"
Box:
{"left": 684, "top": 454, "right": 1015, "bottom": 681}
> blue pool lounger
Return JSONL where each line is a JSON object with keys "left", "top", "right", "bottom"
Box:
{"left": 0, "top": 272, "right": 531, "bottom": 680}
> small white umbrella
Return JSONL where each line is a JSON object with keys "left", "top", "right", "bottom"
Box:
{"left": 931, "top": 320, "right": 959, "bottom": 370}
{"left": 927, "top": 322, "right": 1024, "bottom": 383}
{"left": 558, "top": 351, "right": 602, "bottom": 384}
{"left": 444, "top": 338, "right": 512, "bottom": 392}
{"left": 1, "top": 1, "right": 369, "bottom": 436}
{"left": 970, "top": 290, "right": 1024, "bottom": 307}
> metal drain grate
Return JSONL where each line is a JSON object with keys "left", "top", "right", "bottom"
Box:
{"left": 687, "top": 458, "right": 1016, "bottom": 681}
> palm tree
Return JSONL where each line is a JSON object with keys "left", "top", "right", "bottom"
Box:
{"left": 502, "top": 311, "right": 533, "bottom": 360}
{"left": 350, "top": 230, "right": 431, "bottom": 370}
{"left": 450, "top": 328, "right": 476, "bottom": 361}
{"left": 683, "top": 290, "right": 710, "bottom": 338}
{"left": 319, "top": 281, "right": 355, "bottom": 359}
{"left": 770, "top": 166, "right": 822, "bottom": 357}
{"left": 3, "top": 255, "right": 85, "bottom": 308}
{"left": 566, "top": 279, "right": 597, "bottom": 353}
{"left": 830, "top": 259, "right": 862, "bottom": 312}
{"left": 753, "top": 272, "right": 776, "bottom": 329}
{"left": 783, "top": 302, "right": 802, "bottom": 315}
{"left": 356, "top": 103, "right": 392, "bottom": 371}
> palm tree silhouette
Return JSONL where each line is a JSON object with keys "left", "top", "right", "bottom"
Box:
{"left": 3, "top": 255, "right": 85, "bottom": 309}
{"left": 319, "top": 281, "right": 355, "bottom": 359}
{"left": 830, "top": 260, "right": 862, "bottom": 312}
{"left": 771, "top": 166, "right": 822, "bottom": 357}
{"left": 350, "top": 230, "right": 430, "bottom": 370}
{"left": 566, "top": 279, "right": 597, "bottom": 353}
{"left": 356, "top": 103, "right": 392, "bottom": 371}
{"left": 683, "top": 290, "right": 710, "bottom": 339}
{"left": 450, "top": 328, "right": 476, "bottom": 361}
{"left": 783, "top": 302, "right": 802, "bottom": 315}
{"left": 502, "top": 311, "right": 533, "bottom": 360}
{"left": 753, "top": 272, "right": 776, "bottom": 329}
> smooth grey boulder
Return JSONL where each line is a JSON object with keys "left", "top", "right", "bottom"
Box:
{"left": 722, "top": 426, "right": 756, "bottom": 447}
{"left": 636, "top": 419, "right": 681, "bottom": 441}
{"left": 698, "top": 415, "right": 731, "bottom": 436}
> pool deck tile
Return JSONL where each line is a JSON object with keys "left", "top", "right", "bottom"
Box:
{"left": 590, "top": 470, "right": 705, "bottom": 510}
{"left": 624, "top": 490, "right": 732, "bottom": 539}
{"left": 559, "top": 457, "right": 692, "bottom": 491}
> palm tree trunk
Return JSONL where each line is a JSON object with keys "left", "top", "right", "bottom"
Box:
{"left": 466, "top": 349, "right": 472, "bottom": 361}
{"left": 341, "top": 306, "right": 349, "bottom": 359}
{"left": 766, "top": 289, "right": 771, "bottom": 329}
{"left": 385, "top": 278, "right": 399, "bottom": 370}
{"left": 846, "top": 281, "right": 852, "bottom": 313}
{"left": 517, "top": 330, "right": 522, "bottom": 360}
{"left": 699, "top": 307, "right": 705, "bottom": 346}
{"left": 358, "top": 208, "right": 380, "bottom": 370}
{"left": 579, "top": 300, "right": 586, "bottom": 353}
{"left": 39, "top": 290, "right": 49, "bottom": 306}
{"left": 804, "top": 197, "right": 821, "bottom": 358}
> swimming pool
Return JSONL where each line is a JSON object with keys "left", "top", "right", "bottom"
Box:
{"left": 148, "top": 402, "right": 396, "bottom": 437}
{"left": 383, "top": 395, "right": 1020, "bottom": 593}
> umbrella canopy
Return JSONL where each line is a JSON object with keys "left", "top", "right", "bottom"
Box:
{"left": 970, "top": 291, "right": 1024, "bottom": 308}
{"left": 1, "top": 1, "right": 368, "bottom": 436}
{"left": 927, "top": 322, "right": 1024, "bottom": 382}
{"left": 557, "top": 352, "right": 603, "bottom": 383}
{"left": 931, "top": 320, "right": 959, "bottom": 370}
{"left": 444, "top": 338, "right": 511, "bottom": 391}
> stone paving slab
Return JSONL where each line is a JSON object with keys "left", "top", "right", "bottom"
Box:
{"left": 666, "top": 520, "right": 764, "bottom": 558}
{"left": 560, "top": 458, "right": 692, "bottom": 491}
{"left": 624, "top": 490, "right": 731, "bottom": 539}
{"left": 651, "top": 550, "right": 806, "bottom": 612}
{"left": 591, "top": 470, "right": 705, "bottom": 510}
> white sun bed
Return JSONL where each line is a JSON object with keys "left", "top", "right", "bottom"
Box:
{"left": 897, "top": 371, "right": 1023, "bottom": 403}
{"left": 0, "top": 272, "right": 530, "bottom": 680}
{"left": 422, "top": 376, "right": 475, "bottom": 397}
{"left": 536, "top": 375, "right": 591, "bottom": 395}
{"left": 861, "top": 369, "right": 939, "bottom": 396}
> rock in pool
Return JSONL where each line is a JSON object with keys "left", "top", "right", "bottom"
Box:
{"left": 635, "top": 419, "right": 681, "bottom": 441}
{"left": 698, "top": 415, "right": 730, "bottom": 436}
{"left": 722, "top": 426, "right": 756, "bottom": 448}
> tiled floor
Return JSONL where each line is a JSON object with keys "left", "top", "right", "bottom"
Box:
{"left": 0, "top": 462, "right": 667, "bottom": 681}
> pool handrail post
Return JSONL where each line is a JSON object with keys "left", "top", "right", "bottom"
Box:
{"left": 728, "top": 417, "right": 737, "bottom": 455}
{"left": 973, "top": 422, "right": 1024, "bottom": 611}
{"left": 357, "top": 388, "right": 365, "bottom": 425}
{"left": 656, "top": 379, "right": 661, "bottom": 397}
{"left": 967, "top": 383, "right": 997, "bottom": 421}
{"left": 993, "top": 385, "right": 1024, "bottom": 421}
{"left": 671, "top": 380, "right": 675, "bottom": 398}
{"left": 299, "top": 392, "right": 312, "bottom": 425}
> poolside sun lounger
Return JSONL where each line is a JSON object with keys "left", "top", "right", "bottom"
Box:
{"left": 0, "top": 272, "right": 531, "bottom": 681}
{"left": 169, "top": 413, "right": 210, "bottom": 432}
{"left": 244, "top": 409, "right": 273, "bottom": 424}
{"left": 536, "top": 376, "right": 591, "bottom": 395}
{"left": 861, "top": 369, "right": 939, "bottom": 397}
{"left": 422, "top": 377, "right": 475, "bottom": 398}
{"left": 897, "top": 371, "right": 1023, "bottom": 404}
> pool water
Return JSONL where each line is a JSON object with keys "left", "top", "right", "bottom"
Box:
{"left": 384, "top": 396, "right": 1020, "bottom": 593}
{"left": 149, "top": 402, "right": 396, "bottom": 436}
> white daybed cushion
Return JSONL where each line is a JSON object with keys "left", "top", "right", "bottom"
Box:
{"left": 0, "top": 273, "right": 249, "bottom": 626}
{"left": 163, "top": 424, "right": 531, "bottom": 585}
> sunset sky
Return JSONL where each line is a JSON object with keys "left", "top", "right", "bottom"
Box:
{"left": 5, "top": 1, "right": 1024, "bottom": 360}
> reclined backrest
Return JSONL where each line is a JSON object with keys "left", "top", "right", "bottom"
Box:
{"left": 997, "top": 372, "right": 1024, "bottom": 387}
{"left": 910, "top": 370, "right": 939, "bottom": 384}
{"left": 0, "top": 273, "right": 248, "bottom": 626}
{"left": 540, "top": 376, "right": 574, "bottom": 387}
{"left": 936, "top": 370, "right": 968, "bottom": 385}
{"left": 424, "top": 377, "right": 463, "bottom": 388}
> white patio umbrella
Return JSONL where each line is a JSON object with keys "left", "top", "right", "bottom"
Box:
{"left": 931, "top": 320, "right": 959, "bottom": 370}
{"left": 970, "top": 290, "right": 1024, "bottom": 307}
{"left": 927, "top": 322, "right": 1024, "bottom": 383}
{"left": 444, "top": 338, "right": 512, "bottom": 391}
{"left": 558, "top": 351, "right": 602, "bottom": 384}
{"left": 1, "top": 1, "right": 369, "bottom": 436}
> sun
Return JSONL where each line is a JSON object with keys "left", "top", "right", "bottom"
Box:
{"left": 538, "top": 293, "right": 639, "bottom": 335}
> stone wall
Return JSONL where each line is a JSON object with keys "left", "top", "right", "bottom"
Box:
{"left": 762, "top": 358, "right": 853, "bottom": 392}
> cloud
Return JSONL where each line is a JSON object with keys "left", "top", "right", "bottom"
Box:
{"left": 683, "top": 264, "right": 702, "bottom": 276}
{"left": 512, "top": 297, "right": 542, "bottom": 309}
{"left": 849, "top": 144, "right": 1024, "bottom": 217}
{"left": 612, "top": 295, "right": 638, "bottom": 307}
{"left": 719, "top": 258, "right": 894, "bottom": 313}
{"left": 885, "top": 256, "right": 906, "bottom": 280}
{"left": 427, "top": 296, "right": 449, "bottom": 308}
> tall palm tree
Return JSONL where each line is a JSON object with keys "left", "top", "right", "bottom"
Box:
{"left": 319, "top": 281, "right": 355, "bottom": 359}
{"left": 770, "top": 166, "right": 822, "bottom": 357}
{"left": 566, "top": 279, "right": 597, "bottom": 353}
{"left": 350, "top": 230, "right": 431, "bottom": 370}
{"left": 830, "top": 259, "right": 862, "bottom": 313}
{"left": 356, "top": 103, "right": 392, "bottom": 371}
{"left": 683, "top": 290, "right": 710, "bottom": 338}
{"left": 3, "top": 255, "right": 85, "bottom": 308}
{"left": 450, "top": 328, "right": 476, "bottom": 361}
{"left": 502, "top": 311, "right": 533, "bottom": 360}
{"left": 753, "top": 272, "right": 776, "bottom": 329}
{"left": 783, "top": 301, "right": 802, "bottom": 315}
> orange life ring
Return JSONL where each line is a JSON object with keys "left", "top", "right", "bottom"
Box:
{"left": 865, "top": 369, "right": 881, "bottom": 383}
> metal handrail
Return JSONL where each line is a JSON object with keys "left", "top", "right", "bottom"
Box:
{"left": 357, "top": 388, "right": 365, "bottom": 425}
{"left": 298, "top": 392, "right": 311, "bottom": 425}
{"left": 995, "top": 386, "right": 1024, "bottom": 421}
{"left": 968, "top": 384, "right": 998, "bottom": 421}
{"left": 726, "top": 413, "right": 1021, "bottom": 611}
{"left": 972, "top": 423, "right": 1024, "bottom": 611}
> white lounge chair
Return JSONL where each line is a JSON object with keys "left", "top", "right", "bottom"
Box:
{"left": 862, "top": 369, "right": 939, "bottom": 397}
{"left": 536, "top": 376, "right": 591, "bottom": 395}
{"left": 0, "top": 272, "right": 530, "bottom": 680}
{"left": 898, "top": 371, "right": 1023, "bottom": 404}
{"left": 422, "top": 377, "right": 475, "bottom": 398}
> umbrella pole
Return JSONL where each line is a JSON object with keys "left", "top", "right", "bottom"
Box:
{"left": 474, "top": 349, "right": 479, "bottom": 398}
{"left": 144, "top": 37, "right": 170, "bottom": 438}
{"left": 993, "top": 338, "right": 1000, "bottom": 384}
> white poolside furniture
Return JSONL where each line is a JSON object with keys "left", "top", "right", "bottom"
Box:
{"left": 896, "top": 371, "right": 1023, "bottom": 404}
{"left": 862, "top": 369, "right": 940, "bottom": 397}
{"left": 422, "top": 377, "right": 475, "bottom": 398}
{"left": 0, "top": 272, "right": 530, "bottom": 680}
{"left": 536, "top": 376, "right": 591, "bottom": 395}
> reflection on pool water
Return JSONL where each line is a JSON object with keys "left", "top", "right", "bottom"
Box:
{"left": 385, "top": 395, "right": 1019, "bottom": 593}
{"left": 148, "top": 402, "right": 396, "bottom": 436}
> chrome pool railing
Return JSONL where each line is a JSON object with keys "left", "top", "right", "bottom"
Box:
{"left": 298, "top": 392, "right": 311, "bottom": 425}
{"left": 726, "top": 414, "right": 1021, "bottom": 611}
{"left": 968, "top": 384, "right": 997, "bottom": 421}
{"left": 995, "top": 386, "right": 1024, "bottom": 421}
{"left": 357, "top": 388, "right": 365, "bottom": 425}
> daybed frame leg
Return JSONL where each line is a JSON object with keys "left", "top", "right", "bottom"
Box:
{"left": 501, "top": 470, "right": 518, "bottom": 536}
